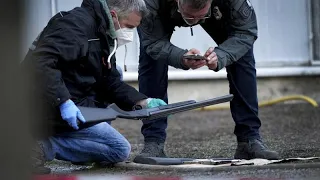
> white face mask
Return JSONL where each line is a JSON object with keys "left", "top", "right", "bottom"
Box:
{"left": 110, "top": 14, "right": 136, "bottom": 72}
{"left": 115, "top": 27, "right": 134, "bottom": 47}
{"left": 113, "top": 13, "right": 135, "bottom": 47}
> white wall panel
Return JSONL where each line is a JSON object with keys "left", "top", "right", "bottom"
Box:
{"left": 171, "top": 0, "right": 310, "bottom": 68}
{"left": 22, "top": 0, "right": 52, "bottom": 58}
{"left": 23, "top": 0, "right": 311, "bottom": 70}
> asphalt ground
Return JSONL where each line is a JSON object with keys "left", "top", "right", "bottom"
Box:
{"left": 47, "top": 103, "right": 320, "bottom": 179}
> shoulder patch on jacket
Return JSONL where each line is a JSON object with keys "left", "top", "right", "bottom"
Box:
{"left": 238, "top": 0, "right": 253, "bottom": 19}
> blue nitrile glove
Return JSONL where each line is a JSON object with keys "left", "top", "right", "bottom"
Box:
{"left": 59, "top": 99, "right": 86, "bottom": 130}
{"left": 146, "top": 98, "right": 167, "bottom": 108}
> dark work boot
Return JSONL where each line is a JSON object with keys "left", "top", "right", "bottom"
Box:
{"left": 234, "top": 139, "right": 280, "bottom": 160}
{"left": 32, "top": 142, "right": 51, "bottom": 174}
{"left": 133, "top": 142, "right": 167, "bottom": 163}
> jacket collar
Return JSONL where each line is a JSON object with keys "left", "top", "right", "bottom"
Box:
{"left": 81, "top": 0, "right": 117, "bottom": 39}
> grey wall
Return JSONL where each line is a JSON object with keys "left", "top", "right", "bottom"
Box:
{"left": 22, "top": 0, "right": 52, "bottom": 58}
{"left": 23, "top": 0, "right": 312, "bottom": 69}
{"left": 171, "top": 0, "right": 310, "bottom": 68}
{"left": 311, "top": 0, "right": 320, "bottom": 61}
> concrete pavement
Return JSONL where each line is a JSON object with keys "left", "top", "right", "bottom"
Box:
{"left": 47, "top": 102, "right": 320, "bottom": 179}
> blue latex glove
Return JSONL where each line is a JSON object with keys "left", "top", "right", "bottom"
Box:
{"left": 59, "top": 99, "right": 86, "bottom": 130}
{"left": 146, "top": 98, "right": 167, "bottom": 108}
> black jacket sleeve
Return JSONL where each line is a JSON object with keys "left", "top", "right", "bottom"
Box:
{"left": 213, "top": 0, "right": 258, "bottom": 71}
{"left": 137, "top": 0, "right": 189, "bottom": 70}
{"left": 31, "top": 18, "right": 88, "bottom": 107}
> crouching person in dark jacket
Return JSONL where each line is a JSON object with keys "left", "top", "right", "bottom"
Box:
{"left": 22, "top": 0, "right": 167, "bottom": 174}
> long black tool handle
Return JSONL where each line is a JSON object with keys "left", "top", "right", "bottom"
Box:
{"left": 78, "top": 100, "right": 199, "bottom": 124}
{"left": 144, "top": 94, "right": 233, "bottom": 121}
{"left": 78, "top": 103, "right": 150, "bottom": 124}
{"left": 118, "top": 100, "right": 197, "bottom": 119}
{"left": 78, "top": 94, "right": 233, "bottom": 125}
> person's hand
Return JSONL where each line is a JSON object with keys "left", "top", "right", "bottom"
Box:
{"left": 136, "top": 98, "right": 167, "bottom": 109}
{"left": 182, "top": 48, "right": 207, "bottom": 70}
{"left": 204, "top": 47, "right": 218, "bottom": 70}
{"left": 59, "top": 99, "right": 86, "bottom": 130}
{"left": 146, "top": 98, "right": 167, "bottom": 108}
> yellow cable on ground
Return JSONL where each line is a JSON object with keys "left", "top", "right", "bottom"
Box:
{"left": 197, "top": 95, "right": 319, "bottom": 111}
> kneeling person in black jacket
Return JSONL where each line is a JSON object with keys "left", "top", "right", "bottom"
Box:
{"left": 23, "top": 0, "right": 166, "bottom": 174}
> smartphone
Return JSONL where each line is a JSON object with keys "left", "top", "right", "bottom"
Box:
{"left": 183, "top": 54, "right": 207, "bottom": 61}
